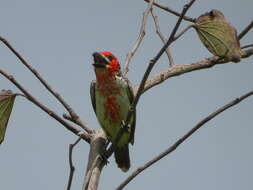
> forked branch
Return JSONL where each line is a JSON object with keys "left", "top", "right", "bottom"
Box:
{"left": 144, "top": 0, "right": 196, "bottom": 23}
{"left": 123, "top": 0, "right": 155, "bottom": 76}
{"left": 151, "top": 9, "right": 174, "bottom": 66}
{"left": 0, "top": 36, "right": 93, "bottom": 133}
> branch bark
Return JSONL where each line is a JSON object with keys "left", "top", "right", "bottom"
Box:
{"left": 82, "top": 130, "right": 107, "bottom": 190}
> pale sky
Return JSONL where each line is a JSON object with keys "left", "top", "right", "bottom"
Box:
{"left": 0, "top": 0, "right": 253, "bottom": 190}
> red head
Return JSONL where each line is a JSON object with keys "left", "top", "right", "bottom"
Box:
{"left": 92, "top": 51, "right": 120, "bottom": 73}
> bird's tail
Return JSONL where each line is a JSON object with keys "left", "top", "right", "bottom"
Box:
{"left": 114, "top": 144, "right": 130, "bottom": 172}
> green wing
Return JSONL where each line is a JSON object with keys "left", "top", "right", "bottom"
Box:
{"left": 90, "top": 80, "right": 97, "bottom": 114}
{"left": 125, "top": 78, "right": 136, "bottom": 145}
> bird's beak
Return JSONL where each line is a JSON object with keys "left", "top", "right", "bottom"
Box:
{"left": 92, "top": 52, "right": 109, "bottom": 68}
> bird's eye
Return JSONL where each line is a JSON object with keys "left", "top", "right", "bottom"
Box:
{"left": 108, "top": 56, "right": 113, "bottom": 61}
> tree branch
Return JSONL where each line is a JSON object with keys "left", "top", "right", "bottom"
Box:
{"left": 63, "top": 114, "right": 94, "bottom": 134}
{"left": 241, "top": 44, "right": 253, "bottom": 49}
{"left": 0, "top": 69, "right": 91, "bottom": 143}
{"left": 123, "top": 0, "right": 155, "bottom": 76}
{"left": 173, "top": 24, "right": 194, "bottom": 42}
{"left": 67, "top": 137, "right": 82, "bottom": 190}
{"left": 82, "top": 130, "right": 107, "bottom": 190}
{"left": 138, "top": 47, "right": 253, "bottom": 94}
{"left": 116, "top": 89, "right": 253, "bottom": 190}
{"left": 238, "top": 20, "right": 253, "bottom": 40}
{"left": 144, "top": 0, "right": 196, "bottom": 23}
{"left": 0, "top": 36, "right": 93, "bottom": 134}
{"left": 151, "top": 9, "right": 174, "bottom": 66}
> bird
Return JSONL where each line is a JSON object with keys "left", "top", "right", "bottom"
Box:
{"left": 90, "top": 51, "right": 136, "bottom": 172}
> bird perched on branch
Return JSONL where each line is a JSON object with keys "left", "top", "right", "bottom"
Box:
{"left": 90, "top": 51, "right": 136, "bottom": 172}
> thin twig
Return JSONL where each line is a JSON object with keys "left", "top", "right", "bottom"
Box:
{"left": 116, "top": 89, "right": 253, "bottom": 190}
{"left": 63, "top": 114, "right": 94, "bottom": 133}
{"left": 0, "top": 69, "right": 91, "bottom": 143}
{"left": 238, "top": 20, "right": 253, "bottom": 40}
{"left": 15, "top": 93, "right": 26, "bottom": 98}
{"left": 67, "top": 137, "right": 82, "bottom": 190}
{"left": 123, "top": 0, "right": 155, "bottom": 76}
{"left": 173, "top": 24, "right": 194, "bottom": 41}
{"left": 0, "top": 36, "right": 93, "bottom": 134}
{"left": 144, "top": 0, "right": 196, "bottom": 23}
{"left": 151, "top": 9, "right": 174, "bottom": 66}
{"left": 241, "top": 44, "right": 253, "bottom": 49}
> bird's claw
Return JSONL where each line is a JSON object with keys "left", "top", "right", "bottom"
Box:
{"left": 120, "top": 120, "right": 131, "bottom": 132}
{"left": 77, "top": 131, "right": 85, "bottom": 137}
{"left": 100, "top": 152, "right": 109, "bottom": 165}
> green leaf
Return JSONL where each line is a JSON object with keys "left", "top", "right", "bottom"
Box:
{"left": 195, "top": 9, "right": 242, "bottom": 62}
{"left": 0, "top": 90, "right": 16, "bottom": 145}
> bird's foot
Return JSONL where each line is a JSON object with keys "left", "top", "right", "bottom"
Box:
{"left": 120, "top": 120, "right": 131, "bottom": 132}
{"left": 100, "top": 151, "right": 109, "bottom": 165}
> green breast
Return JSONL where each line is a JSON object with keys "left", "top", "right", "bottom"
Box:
{"left": 95, "top": 77, "right": 132, "bottom": 148}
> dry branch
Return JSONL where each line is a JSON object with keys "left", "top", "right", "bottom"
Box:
{"left": 83, "top": 130, "right": 107, "bottom": 190}
{"left": 123, "top": 0, "right": 155, "bottom": 76}
{"left": 67, "top": 137, "right": 82, "bottom": 190}
{"left": 139, "top": 47, "right": 253, "bottom": 94}
{"left": 116, "top": 89, "right": 253, "bottom": 190}
{"left": 0, "top": 36, "right": 93, "bottom": 133}
{"left": 0, "top": 69, "right": 91, "bottom": 143}
{"left": 144, "top": 0, "right": 196, "bottom": 23}
{"left": 238, "top": 20, "right": 253, "bottom": 40}
{"left": 151, "top": 9, "right": 174, "bottom": 65}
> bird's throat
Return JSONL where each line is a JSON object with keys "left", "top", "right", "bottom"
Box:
{"left": 95, "top": 69, "right": 114, "bottom": 84}
{"left": 95, "top": 70, "right": 123, "bottom": 123}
